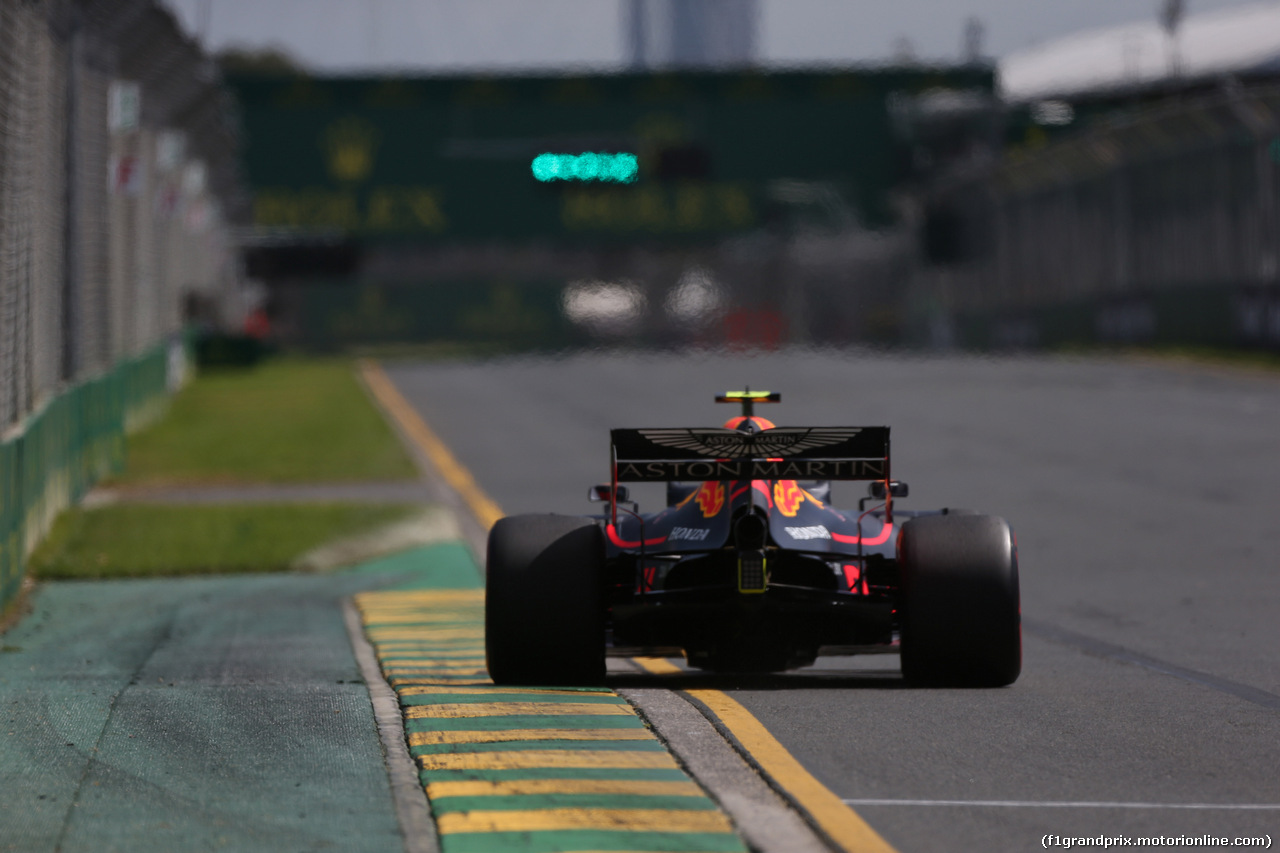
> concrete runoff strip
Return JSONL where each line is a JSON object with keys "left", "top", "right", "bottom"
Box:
{"left": 684, "top": 687, "right": 897, "bottom": 853}
{"left": 296, "top": 506, "right": 462, "bottom": 572}
{"left": 619, "top": 688, "right": 832, "bottom": 853}
{"left": 635, "top": 658, "right": 896, "bottom": 853}
{"left": 353, "top": 581, "right": 751, "bottom": 853}
{"left": 344, "top": 599, "right": 439, "bottom": 853}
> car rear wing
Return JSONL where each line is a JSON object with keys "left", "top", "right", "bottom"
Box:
{"left": 610, "top": 426, "right": 890, "bottom": 483}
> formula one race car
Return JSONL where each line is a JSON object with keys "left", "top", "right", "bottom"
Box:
{"left": 485, "top": 390, "right": 1021, "bottom": 687}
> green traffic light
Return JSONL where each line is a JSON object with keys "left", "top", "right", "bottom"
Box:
{"left": 532, "top": 152, "right": 638, "bottom": 183}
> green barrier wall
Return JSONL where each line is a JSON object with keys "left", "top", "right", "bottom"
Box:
{"left": 0, "top": 341, "right": 181, "bottom": 615}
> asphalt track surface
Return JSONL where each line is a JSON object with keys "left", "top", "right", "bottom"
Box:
{"left": 385, "top": 349, "right": 1280, "bottom": 852}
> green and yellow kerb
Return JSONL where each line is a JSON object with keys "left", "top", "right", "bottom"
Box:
{"left": 355, "top": 588, "right": 747, "bottom": 853}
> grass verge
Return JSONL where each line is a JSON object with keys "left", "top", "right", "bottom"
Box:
{"left": 28, "top": 503, "right": 417, "bottom": 579}
{"left": 112, "top": 358, "right": 417, "bottom": 485}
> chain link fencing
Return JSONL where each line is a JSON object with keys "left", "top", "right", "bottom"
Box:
{"left": 913, "top": 84, "right": 1280, "bottom": 350}
{"left": 0, "top": 0, "right": 243, "bottom": 612}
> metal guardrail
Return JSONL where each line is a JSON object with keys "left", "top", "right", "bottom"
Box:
{"left": 0, "top": 0, "right": 242, "bottom": 613}
{"left": 0, "top": 0, "right": 241, "bottom": 431}
{"left": 0, "top": 339, "right": 180, "bottom": 613}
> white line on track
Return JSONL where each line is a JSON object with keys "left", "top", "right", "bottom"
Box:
{"left": 843, "top": 799, "right": 1280, "bottom": 810}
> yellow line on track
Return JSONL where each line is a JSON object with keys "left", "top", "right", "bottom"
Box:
{"left": 359, "top": 359, "right": 504, "bottom": 529}
{"left": 436, "top": 808, "right": 734, "bottom": 834}
{"left": 426, "top": 780, "right": 704, "bottom": 798}
{"left": 636, "top": 657, "right": 897, "bottom": 853}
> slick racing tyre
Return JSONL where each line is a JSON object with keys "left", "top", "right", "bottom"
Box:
{"left": 485, "top": 514, "right": 606, "bottom": 686}
{"left": 898, "top": 514, "right": 1021, "bottom": 687}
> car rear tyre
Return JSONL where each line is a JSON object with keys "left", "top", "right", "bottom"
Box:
{"left": 485, "top": 514, "right": 606, "bottom": 686}
{"left": 898, "top": 514, "right": 1021, "bottom": 687}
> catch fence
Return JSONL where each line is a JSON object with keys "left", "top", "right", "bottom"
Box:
{"left": 0, "top": 0, "right": 241, "bottom": 614}
{"left": 917, "top": 83, "right": 1280, "bottom": 349}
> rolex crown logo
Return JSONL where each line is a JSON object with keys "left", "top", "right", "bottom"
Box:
{"left": 324, "top": 117, "right": 380, "bottom": 183}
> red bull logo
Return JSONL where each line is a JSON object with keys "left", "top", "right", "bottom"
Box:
{"left": 774, "top": 480, "right": 804, "bottom": 517}
{"left": 696, "top": 481, "right": 725, "bottom": 517}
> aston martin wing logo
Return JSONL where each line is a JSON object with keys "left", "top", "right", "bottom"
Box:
{"left": 636, "top": 427, "right": 863, "bottom": 459}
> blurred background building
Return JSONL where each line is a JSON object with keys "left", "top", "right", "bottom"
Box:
{"left": 4, "top": 0, "right": 1279, "bottom": 376}
{"left": 919, "top": 2, "right": 1280, "bottom": 351}
{"left": 1000, "top": 3, "right": 1280, "bottom": 101}
{"left": 138, "top": 0, "right": 1280, "bottom": 355}
{"left": 625, "top": 0, "right": 758, "bottom": 69}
